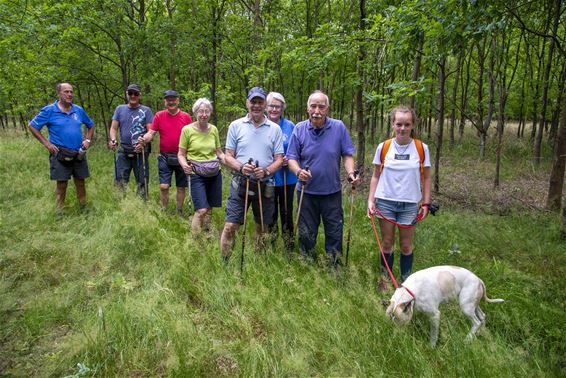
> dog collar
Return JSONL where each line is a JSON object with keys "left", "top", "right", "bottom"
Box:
{"left": 401, "top": 285, "right": 415, "bottom": 299}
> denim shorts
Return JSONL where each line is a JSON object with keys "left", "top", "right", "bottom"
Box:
{"left": 225, "top": 177, "right": 274, "bottom": 225}
{"left": 375, "top": 198, "right": 418, "bottom": 225}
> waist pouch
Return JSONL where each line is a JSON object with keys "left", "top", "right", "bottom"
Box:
{"left": 232, "top": 175, "right": 274, "bottom": 199}
{"left": 191, "top": 159, "right": 220, "bottom": 177}
{"left": 121, "top": 144, "right": 137, "bottom": 158}
{"left": 162, "top": 153, "right": 179, "bottom": 166}
{"left": 56, "top": 147, "right": 78, "bottom": 163}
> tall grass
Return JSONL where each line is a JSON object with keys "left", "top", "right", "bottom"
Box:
{"left": 1, "top": 130, "right": 564, "bottom": 377}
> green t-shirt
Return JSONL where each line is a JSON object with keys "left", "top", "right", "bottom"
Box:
{"left": 179, "top": 122, "right": 221, "bottom": 161}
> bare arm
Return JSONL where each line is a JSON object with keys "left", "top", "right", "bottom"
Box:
{"left": 108, "top": 120, "right": 119, "bottom": 150}
{"left": 419, "top": 167, "right": 432, "bottom": 218}
{"left": 29, "top": 124, "right": 58, "bottom": 154}
{"left": 216, "top": 147, "right": 226, "bottom": 165}
{"left": 178, "top": 147, "right": 192, "bottom": 174}
{"left": 343, "top": 155, "right": 361, "bottom": 186}
{"left": 367, "top": 165, "right": 380, "bottom": 216}
{"left": 254, "top": 154, "right": 284, "bottom": 180}
{"left": 142, "top": 129, "right": 157, "bottom": 144}
{"left": 288, "top": 159, "right": 312, "bottom": 182}
{"left": 82, "top": 125, "right": 95, "bottom": 149}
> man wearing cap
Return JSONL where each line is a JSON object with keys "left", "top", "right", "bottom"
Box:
{"left": 220, "top": 87, "right": 284, "bottom": 261}
{"left": 108, "top": 84, "right": 154, "bottom": 197}
{"left": 28, "top": 82, "right": 95, "bottom": 213}
{"left": 141, "top": 90, "right": 192, "bottom": 213}
{"left": 287, "top": 90, "right": 361, "bottom": 268}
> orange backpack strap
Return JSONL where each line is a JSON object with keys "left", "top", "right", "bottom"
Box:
{"left": 414, "top": 138, "right": 425, "bottom": 194}
{"left": 379, "top": 138, "right": 394, "bottom": 174}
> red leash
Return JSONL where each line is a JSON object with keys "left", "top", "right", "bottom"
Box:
{"left": 370, "top": 215, "right": 415, "bottom": 298}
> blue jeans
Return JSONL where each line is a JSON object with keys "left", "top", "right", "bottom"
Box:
{"left": 115, "top": 147, "right": 149, "bottom": 196}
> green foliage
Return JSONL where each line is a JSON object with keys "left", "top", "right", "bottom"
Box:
{"left": 1, "top": 126, "right": 565, "bottom": 376}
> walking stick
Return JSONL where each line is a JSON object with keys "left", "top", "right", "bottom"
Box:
{"left": 255, "top": 160, "right": 264, "bottom": 233}
{"left": 294, "top": 166, "right": 310, "bottom": 238}
{"left": 283, "top": 167, "right": 287, "bottom": 221}
{"left": 240, "top": 158, "right": 253, "bottom": 274}
{"left": 141, "top": 144, "right": 149, "bottom": 200}
{"left": 345, "top": 170, "right": 359, "bottom": 266}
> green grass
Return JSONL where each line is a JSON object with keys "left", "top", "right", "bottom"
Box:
{"left": 1, "top": 130, "right": 564, "bottom": 377}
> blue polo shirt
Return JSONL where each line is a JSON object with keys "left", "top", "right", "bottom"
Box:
{"left": 225, "top": 115, "right": 284, "bottom": 170}
{"left": 286, "top": 117, "right": 355, "bottom": 195}
{"left": 30, "top": 101, "right": 94, "bottom": 151}
{"left": 273, "top": 116, "right": 298, "bottom": 187}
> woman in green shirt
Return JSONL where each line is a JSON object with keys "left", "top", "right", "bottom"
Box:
{"left": 178, "top": 98, "right": 225, "bottom": 234}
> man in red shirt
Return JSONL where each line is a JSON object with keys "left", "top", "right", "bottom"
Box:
{"left": 142, "top": 90, "right": 192, "bottom": 213}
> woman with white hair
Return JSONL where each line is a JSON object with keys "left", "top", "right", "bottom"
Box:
{"left": 178, "top": 98, "right": 225, "bottom": 235}
{"left": 266, "top": 91, "right": 297, "bottom": 253}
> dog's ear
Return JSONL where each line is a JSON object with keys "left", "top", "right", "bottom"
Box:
{"left": 404, "top": 299, "right": 415, "bottom": 316}
{"left": 381, "top": 299, "right": 390, "bottom": 309}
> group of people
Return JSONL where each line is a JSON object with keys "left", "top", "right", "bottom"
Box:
{"left": 29, "top": 82, "right": 431, "bottom": 284}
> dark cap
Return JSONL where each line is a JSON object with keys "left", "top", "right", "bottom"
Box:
{"left": 247, "top": 86, "right": 267, "bottom": 101}
{"left": 163, "top": 90, "right": 179, "bottom": 98}
{"left": 126, "top": 84, "right": 141, "bottom": 92}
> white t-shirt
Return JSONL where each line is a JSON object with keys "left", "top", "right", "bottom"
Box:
{"left": 372, "top": 139, "right": 431, "bottom": 203}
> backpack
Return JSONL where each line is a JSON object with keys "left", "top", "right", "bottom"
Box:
{"left": 379, "top": 138, "right": 425, "bottom": 189}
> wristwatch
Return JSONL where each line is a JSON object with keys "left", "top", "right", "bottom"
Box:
{"left": 85, "top": 139, "right": 91, "bottom": 143}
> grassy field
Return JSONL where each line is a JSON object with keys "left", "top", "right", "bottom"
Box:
{"left": 1, "top": 129, "right": 565, "bottom": 377}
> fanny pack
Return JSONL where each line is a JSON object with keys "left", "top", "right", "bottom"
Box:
{"left": 56, "top": 147, "right": 78, "bottom": 163}
{"left": 121, "top": 144, "right": 137, "bottom": 158}
{"left": 190, "top": 159, "right": 220, "bottom": 177}
{"left": 162, "top": 153, "right": 180, "bottom": 166}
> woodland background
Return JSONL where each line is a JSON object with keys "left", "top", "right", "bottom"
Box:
{"left": 1, "top": 0, "right": 565, "bottom": 223}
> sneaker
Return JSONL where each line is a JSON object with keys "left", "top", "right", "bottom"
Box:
{"left": 377, "top": 276, "right": 392, "bottom": 293}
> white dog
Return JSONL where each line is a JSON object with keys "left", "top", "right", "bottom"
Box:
{"left": 385, "top": 266, "right": 504, "bottom": 347}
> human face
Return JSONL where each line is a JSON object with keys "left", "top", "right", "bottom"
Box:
{"left": 163, "top": 96, "right": 179, "bottom": 114}
{"left": 392, "top": 111, "right": 414, "bottom": 143}
{"left": 247, "top": 97, "right": 266, "bottom": 122}
{"left": 307, "top": 93, "right": 328, "bottom": 128}
{"left": 267, "top": 99, "right": 283, "bottom": 123}
{"left": 58, "top": 83, "right": 74, "bottom": 106}
{"left": 196, "top": 104, "right": 212, "bottom": 124}
{"left": 127, "top": 90, "right": 141, "bottom": 106}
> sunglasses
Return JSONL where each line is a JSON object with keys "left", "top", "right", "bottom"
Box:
{"left": 127, "top": 91, "right": 140, "bottom": 96}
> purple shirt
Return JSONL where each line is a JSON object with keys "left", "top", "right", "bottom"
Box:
{"left": 286, "top": 117, "right": 355, "bottom": 195}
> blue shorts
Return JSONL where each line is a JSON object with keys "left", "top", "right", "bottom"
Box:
{"left": 225, "top": 176, "right": 275, "bottom": 225}
{"left": 158, "top": 154, "right": 188, "bottom": 187}
{"left": 375, "top": 198, "right": 418, "bottom": 225}
{"left": 190, "top": 173, "right": 222, "bottom": 210}
{"left": 49, "top": 154, "right": 89, "bottom": 181}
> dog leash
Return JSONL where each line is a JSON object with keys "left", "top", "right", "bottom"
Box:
{"left": 370, "top": 215, "right": 415, "bottom": 298}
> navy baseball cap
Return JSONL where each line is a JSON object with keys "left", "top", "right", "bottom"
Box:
{"left": 126, "top": 84, "right": 141, "bottom": 92}
{"left": 247, "top": 86, "right": 267, "bottom": 101}
{"left": 163, "top": 90, "right": 179, "bottom": 98}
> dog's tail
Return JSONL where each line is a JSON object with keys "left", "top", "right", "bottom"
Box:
{"left": 481, "top": 280, "right": 505, "bottom": 303}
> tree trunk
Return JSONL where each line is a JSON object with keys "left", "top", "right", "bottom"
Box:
{"left": 534, "top": 0, "right": 560, "bottom": 165}
{"left": 409, "top": 32, "right": 424, "bottom": 110}
{"left": 449, "top": 47, "right": 463, "bottom": 148}
{"left": 434, "top": 57, "right": 446, "bottom": 195}
{"left": 355, "top": 0, "right": 366, "bottom": 172}
{"left": 546, "top": 90, "right": 566, "bottom": 211}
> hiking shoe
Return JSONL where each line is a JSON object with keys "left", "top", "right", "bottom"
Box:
{"left": 377, "top": 276, "right": 392, "bottom": 293}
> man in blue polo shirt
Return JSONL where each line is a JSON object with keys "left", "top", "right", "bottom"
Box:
{"left": 287, "top": 90, "right": 360, "bottom": 268}
{"left": 29, "top": 82, "right": 95, "bottom": 213}
{"left": 220, "top": 87, "right": 284, "bottom": 262}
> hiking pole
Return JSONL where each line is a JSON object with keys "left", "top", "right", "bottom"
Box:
{"left": 255, "top": 160, "right": 264, "bottom": 233}
{"left": 240, "top": 158, "right": 254, "bottom": 275}
{"left": 141, "top": 144, "right": 149, "bottom": 200}
{"left": 283, "top": 166, "right": 287, "bottom": 221}
{"left": 294, "top": 166, "right": 310, "bottom": 239}
{"left": 345, "top": 169, "right": 360, "bottom": 266}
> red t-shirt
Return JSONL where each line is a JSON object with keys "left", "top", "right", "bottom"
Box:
{"left": 150, "top": 110, "right": 193, "bottom": 153}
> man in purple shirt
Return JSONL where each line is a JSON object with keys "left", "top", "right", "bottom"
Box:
{"left": 29, "top": 83, "right": 95, "bottom": 214}
{"left": 287, "top": 90, "right": 360, "bottom": 267}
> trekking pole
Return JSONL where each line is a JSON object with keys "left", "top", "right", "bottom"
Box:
{"left": 345, "top": 169, "right": 359, "bottom": 266}
{"left": 283, "top": 167, "right": 287, "bottom": 221}
{"left": 255, "top": 160, "right": 264, "bottom": 233}
{"left": 240, "top": 158, "right": 254, "bottom": 275}
{"left": 141, "top": 144, "right": 149, "bottom": 200}
{"left": 294, "top": 166, "right": 310, "bottom": 239}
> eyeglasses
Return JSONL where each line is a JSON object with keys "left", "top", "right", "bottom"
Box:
{"left": 197, "top": 109, "right": 211, "bottom": 115}
{"left": 268, "top": 105, "right": 282, "bottom": 110}
{"left": 127, "top": 91, "right": 140, "bottom": 96}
